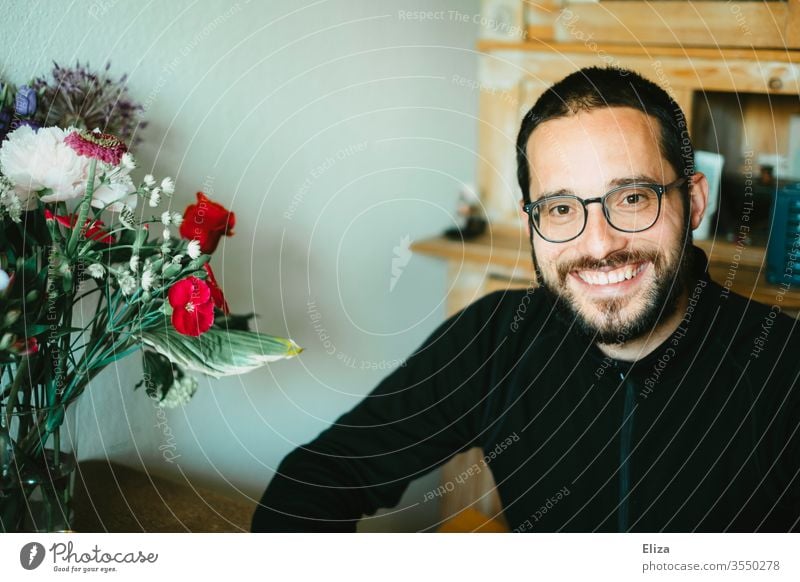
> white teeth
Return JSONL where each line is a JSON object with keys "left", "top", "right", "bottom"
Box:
{"left": 577, "top": 263, "right": 645, "bottom": 286}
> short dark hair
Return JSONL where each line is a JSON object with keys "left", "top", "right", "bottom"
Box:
{"left": 516, "top": 66, "right": 694, "bottom": 204}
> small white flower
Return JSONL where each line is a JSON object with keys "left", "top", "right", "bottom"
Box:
{"left": 160, "top": 241, "right": 171, "bottom": 255}
{"left": 161, "top": 211, "right": 172, "bottom": 226}
{"left": 186, "top": 240, "right": 201, "bottom": 260}
{"left": 0, "top": 185, "right": 23, "bottom": 223}
{"left": 117, "top": 271, "right": 137, "bottom": 296}
{"left": 120, "top": 152, "right": 136, "bottom": 171}
{"left": 143, "top": 174, "right": 156, "bottom": 187}
{"left": 171, "top": 212, "right": 183, "bottom": 227}
{"left": 162, "top": 227, "right": 171, "bottom": 240}
{"left": 149, "top": 188, "right": 161, "bottom": 207}
{"left": 0, "top": 268, "right": 10, "bottom": 292}
{"left": 161, "top": 177, "right": 175, "bottom": 195}
{"left": 129, "top": 254, "right": 140, "bottom": 272}
{"left": 87, "top": 263, "right": 105, "bottom": 279}
{"left": 141, "top": 268, "right": 156, "bottom": 291}
{"left": 159, "top": 375, "right": 198, "bottom": 408}
{"left": 171, "top": 253, "right": 184, "bottom": 265}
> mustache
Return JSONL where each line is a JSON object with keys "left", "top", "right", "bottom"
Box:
{"left": 556, "top": 249, "right": 661, "bottom": 282}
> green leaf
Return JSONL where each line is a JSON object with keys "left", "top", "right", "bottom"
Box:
{"left": 46, "top": 326, "right": 83, "bottom": 338}
{"left": 213, "top": 312, "right": 255, "bottom": 331}
{"left": 141, "top": 326, "right": 302, "bottom": 378}
{"left": 24, "top": 323, "right": 58, "bottom": 337}
{"left": 136, "top": 350, "right": 175, "bottom": 399}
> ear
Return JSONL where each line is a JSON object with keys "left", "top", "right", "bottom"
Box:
{"left": 688, "top": 172, "right": 709, "bottom": 231}
{"left": 520, "top": 199, "right": 531, "bottom": 238}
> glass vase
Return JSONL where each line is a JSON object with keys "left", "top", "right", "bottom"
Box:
{"left": 0, "top": 397, "right": 79, "bottom": 532}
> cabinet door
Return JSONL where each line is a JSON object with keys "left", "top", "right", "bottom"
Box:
{"left": 526, "top": 0, "right": 800, "bottom": 50}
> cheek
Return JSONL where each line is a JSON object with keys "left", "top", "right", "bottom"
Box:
{"left": 532, "top": 240, "right": 566, "bottom": 278}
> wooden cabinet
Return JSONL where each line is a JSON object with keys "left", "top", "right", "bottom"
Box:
{"left": 527, "top": 1, "right": 800, "bottom": 50}
{"left": 476, "top": 44, "right": 800, "bottom": 227}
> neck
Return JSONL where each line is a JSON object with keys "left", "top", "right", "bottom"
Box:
{"left": 595, "top": 291, "right": 689, "bottom": 362}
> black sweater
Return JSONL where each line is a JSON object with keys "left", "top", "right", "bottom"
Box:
{"left": 252, "top": 247, "right": 800, "bottom": 532}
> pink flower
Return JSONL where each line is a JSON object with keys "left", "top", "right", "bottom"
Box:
{"left": 168, "top": 276, "right": 215, "bottom": 337}
{"left": 65, "top": 129, "right": 128, "bottom": 166}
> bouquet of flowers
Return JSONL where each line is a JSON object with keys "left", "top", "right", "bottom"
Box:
{"left": 0, "top": 124, "right": 300, "bottom": 531}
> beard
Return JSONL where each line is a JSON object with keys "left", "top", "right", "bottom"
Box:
{"left": 531, "top": 222, "right": 695, "bottom": 345}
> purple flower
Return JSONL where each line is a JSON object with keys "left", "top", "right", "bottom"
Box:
{"left": 14, "top": 86, "right": 36, "bottom": 116}
{"left": 9, "top": 118, "right": 40, "bottom": 132}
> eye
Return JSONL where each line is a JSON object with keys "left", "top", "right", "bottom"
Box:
{"left": 551, "top": 204, "right": 573, "bottom": 216}
{"left": 615, "top": 188, "right": 654, "bottom": 207}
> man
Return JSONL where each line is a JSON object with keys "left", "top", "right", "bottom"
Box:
{"left": 252, "top": 66, "right": 799, "bottom": 532}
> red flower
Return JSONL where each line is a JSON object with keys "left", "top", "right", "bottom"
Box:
{"left": 13, "top": 337, "right": 39, "bottom": 355}
{"left": 179, "top": 192, "right": 235, "bottom": 254}
{"left": 65, "top": 129, "right": 128, "bottom": 166}
{"left": 50, "top": 213, "right": 115, "bottom": 244}
{"left": 203, "top": 263, "right": 230, "bottom": 314}
{"left": 168, "top": 276, "right": 215, "bottom": 337}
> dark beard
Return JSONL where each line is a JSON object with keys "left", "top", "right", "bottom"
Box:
{"left": 531, "top": 223, "right": 695, "bottom": 345}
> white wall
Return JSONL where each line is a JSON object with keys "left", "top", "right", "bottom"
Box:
{"left": 2, "top": 0, "right": 481, "bottom": 531}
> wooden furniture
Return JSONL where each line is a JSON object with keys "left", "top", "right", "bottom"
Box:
{"left": 421, "top": 0, "right": 800, "bottom": 529}
{"left": 73, "top": 460, "right": 255, "bottom": 532}
{"left": 476, "top": 1, "right": 800, "bottom": 228}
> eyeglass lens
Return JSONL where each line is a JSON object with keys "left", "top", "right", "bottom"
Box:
{"left": 533, "top": 186, "right": 660, "bottom": 242}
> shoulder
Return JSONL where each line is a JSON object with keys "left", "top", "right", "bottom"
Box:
{"left": 455, "top": 286, "right": 550, "bottom": 329}
{"left": 709, "top": 280, "right": 799, "bottom": 352}
{"left": 707, "top": 281, "right": 800, "bottom": 396}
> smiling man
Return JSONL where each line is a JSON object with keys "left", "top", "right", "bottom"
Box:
{"left": 253, "top": 67, "right": 799, "bottom": 533}
{"left": 517, "top": 76, "right": 706, "bottom": 361}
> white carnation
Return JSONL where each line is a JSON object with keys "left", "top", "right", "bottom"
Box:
{"left": 0, "top": 126, "right": 90, "bottom": 204}
{"left": 91, "top": 175, "right": 137, "bottom": 212}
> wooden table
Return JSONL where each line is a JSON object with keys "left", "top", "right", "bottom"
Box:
{"left": 73, "top": 460, "right": 256, "bottom": 532}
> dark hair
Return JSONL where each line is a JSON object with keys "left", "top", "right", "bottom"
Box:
{"left": 516, "top": 66, "right": 694, "bottom": 204}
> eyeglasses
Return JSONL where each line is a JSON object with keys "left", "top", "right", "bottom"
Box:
{"left": 522, "top": 177, "right": 687, "bottom": 243}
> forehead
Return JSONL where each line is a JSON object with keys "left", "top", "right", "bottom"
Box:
{"left": 526, "top": 107, "right": 670, "bottom": 196}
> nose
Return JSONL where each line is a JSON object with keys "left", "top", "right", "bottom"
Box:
{"left": 577, "top": 203, "right": 629, "bottom": 260}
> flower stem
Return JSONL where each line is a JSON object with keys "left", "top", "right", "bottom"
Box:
{"left": 66, "top": 159, "right": 98, "bottom": 257}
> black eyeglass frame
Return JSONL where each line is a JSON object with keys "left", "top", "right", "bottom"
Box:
{"left": 522, "top": 176, "right": 688, "bottom": 243}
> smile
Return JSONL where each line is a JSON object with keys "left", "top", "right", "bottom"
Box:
{"left": 573, "top": 262, "right": 647, "bottom": 286}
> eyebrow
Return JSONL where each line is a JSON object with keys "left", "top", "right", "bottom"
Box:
{"left": 534, "top": 174, "right": 660, "bottom": 201}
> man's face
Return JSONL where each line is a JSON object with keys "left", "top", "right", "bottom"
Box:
{"left": 525, "top": 107, "right": 705, "bottom": 344}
